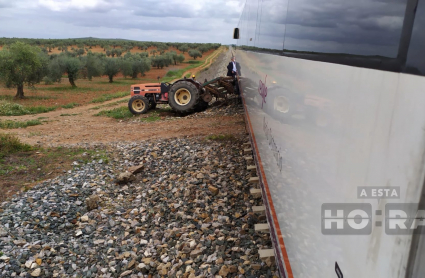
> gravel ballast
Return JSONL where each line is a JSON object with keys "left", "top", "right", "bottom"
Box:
{"left": 0, "top": 136, "right": 279, "bottom": 278}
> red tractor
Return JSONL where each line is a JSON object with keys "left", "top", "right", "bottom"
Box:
{"left": 128, "top": 77, "right": 236, "bottom": 114}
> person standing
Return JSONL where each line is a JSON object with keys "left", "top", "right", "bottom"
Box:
{"left": 226, "top": 56, "right": 241, "bottom": 102}
{"left": 227, "top": 56, "right": 238, "bottom": 77}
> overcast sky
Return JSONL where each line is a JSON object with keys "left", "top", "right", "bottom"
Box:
{"left": 239, "top": 0, "right": 408, "bottom": 57}
{"left": 0, "top": 0, "right": 244, "bottom": 44}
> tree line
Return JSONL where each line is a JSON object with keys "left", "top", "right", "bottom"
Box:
{"left": 0, "top": 41, "right": 217, "bottom": 99}
{"left": 0, "top": 38, "right": 220, "bottom": 56}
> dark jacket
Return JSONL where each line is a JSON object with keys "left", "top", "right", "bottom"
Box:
{"left": 227, "top": 61, "right": 241, "bottom": 77}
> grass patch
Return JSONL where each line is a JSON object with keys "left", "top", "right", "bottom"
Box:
{"left": 0, "top": 101, "right": 56, "bottom": 116}
{"left": 26, "top": 106, "right": 56, "bottom": 114}
{"left": 0, "top": 143, "right": 110, "bottom": 202}
{"left": 28, "top": 131, "right": 42, "bottom": 137}
{"left": 95, "top": 106, "right": 162, "bottom": 122}
{"left": 0, "top": 133, "right": 32, "bottom": 158}
{"left": 0, "top": 95, "right": 54, "bottom": 101}
{"left": 205, "top": 134, "right": 236, "bottom": 141}
{"left": 95, "top": 106, "right": 133, "bottom": 119}
{"left": 43, "top": 147, "right": 109, "bottom": 165}
{"left": 0, "top": 119, "right": 42, "bottom": 129}
{"left": 163, "top": 62, "right": 203, "bottom": 82}
{"left": 90, "top": 92, "right": 128, "bottom": 103}
{"left": 44, "top": 86, "right": 97, "bottom": 92}
{"left": 102, "top": 99, "right": 128, "bottom": 108}
{"left": 60, "top": 113, "right": 80, "bottom": 116}
{"left": 61, "top": 102, "right": 79, "bottom": 109}
{"left": 139, "top": 113, "right": 161, "bottom": 123}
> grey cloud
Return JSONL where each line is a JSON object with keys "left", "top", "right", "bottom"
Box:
{"left": 284, "top": 0, "right": 406, "bottom": 31}
{"left": 0, "top": 0, "right": 21, "bottom": 8}
{"left": 38, "top": 9, "right": 212, "bottom": 32}
{"left": 263, "top": 0, "right": 405, "bottom": 55}
{"left": 0, "top": 0, "right": 241, "bottom": 44}
{"left": 74, "top": 18, "right": 212, "bottom": 32}
{"left": 237, "top": 0, "right": 409, "bottom": 56}
{"left": 132, "top": 0, "right": 194, "bottom": 18}
{"left": 132, "top": 0, "right": 241, "bottom": 19}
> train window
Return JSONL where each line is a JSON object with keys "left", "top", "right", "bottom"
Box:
{"left": 283, "top": 0, "right": 408, "bottom": 58}
{"left": 254, "top": 0, "right": 289, "bottom": 51}
{"left": 404, "top": 0, "right": 425, "bottom": 76}
{"left": 235, "top": 0, "right": 425, "bottom": 74}
{"left": 237, "top": 0, "right": 288, "bottom": 53}
{"left": 237, "top": 0, "right": 258, "bottom": 48}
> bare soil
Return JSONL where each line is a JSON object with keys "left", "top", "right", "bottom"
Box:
{"left": 1, "top": 101, "right": 244, "bottom": 147}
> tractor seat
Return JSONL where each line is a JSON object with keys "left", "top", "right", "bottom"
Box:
{"left": 161, "top": 83, "right": 171, "bottom": 94}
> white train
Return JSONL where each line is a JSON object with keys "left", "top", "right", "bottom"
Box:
{"left": 234, "top": 0, "right": 425, "bottom": 277}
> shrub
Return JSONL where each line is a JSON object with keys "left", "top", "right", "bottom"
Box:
{"left": 0, "top": 101, "right": 55, "bottom": 116}
{"left": 0, "top": 133, "right": 32, "bottom": 158}
{"left": 0, "top": 119, "right": 42, "bottom": 129}
{"left": 0, "top": 101, "right": 29, "bottom": 116}
{"left": 43, "top": 76, "right": 54, "bottom": 85}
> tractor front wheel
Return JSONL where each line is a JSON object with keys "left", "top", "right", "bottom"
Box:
{"left": 168, "top": 81, "right": 199, "bottom": 113}
{"left": 128, "top": 96, "right": 149, "bottom": 115}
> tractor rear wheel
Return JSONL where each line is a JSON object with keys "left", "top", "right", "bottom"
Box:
{"left": 168, "top": 81, "right": 199, "bottom": 113}
{"left": 128, "top": 96, "right": 149, "bottom": 114}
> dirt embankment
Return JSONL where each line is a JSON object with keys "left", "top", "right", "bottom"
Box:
{"left": 196, "top": 47, "right": 232, "bottom": 82}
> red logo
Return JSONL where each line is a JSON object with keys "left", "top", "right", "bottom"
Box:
{"left": 258, "top": 75, "right": 268, "bottom": 108}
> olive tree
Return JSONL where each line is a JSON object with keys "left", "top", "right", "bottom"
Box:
{"left": 167, "top": 51, "right": 178, "bottom": 65}
{"left": 188, "top": 49, "right": 202, "bottom": 60}
{"left": 61, "top": 56, "right": 80, "bottom": 87}
{"left": 85, "top": 53, "right": 104, "bottom": 81}
{"left": 103, "top": 58, "right": 121, "bottom": 83}
{"left": 178, "top": 44, "right": 189, "bottom": 53}
{"left": 120, "top": 59, "right": 133, "bottom": 78}
{"left": 132, "top": 57, "right": 151, "bottom": 78}
{"left": 151, "top": 55, "right": 172, "bottom": 69}
{"left": 47, "top": 54, "right": 82, "bottom": 87}
{"left": 0, "top": 42, "right": 48, "bottom": 99}
{"left": 177, "top": 54, "right": 185, "bottom": 64}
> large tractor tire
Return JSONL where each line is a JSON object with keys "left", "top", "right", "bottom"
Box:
{"left": 168, "top": 81, "right": 200, "bottom": 113}
{"left": 128, "top": 95, "right": 149, "bottom": 115}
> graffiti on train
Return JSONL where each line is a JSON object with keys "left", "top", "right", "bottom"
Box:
{"left": 258, "top": 75, "right": 268, "bottom": 108}
{"left": 263, "top": 116, "right": 283, "bottom": 172}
